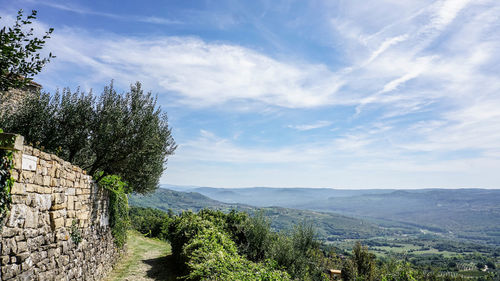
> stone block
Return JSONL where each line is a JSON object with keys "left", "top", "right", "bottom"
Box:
{"left": 25, "top": 183, "right": 36, "bottom": 192}
{"left": 43, "top": 176, "right": 51, "bottom": 186}
{"left": 1, "top": 264, "right": 19, "bottom": 279}
{"left": 74, "top": 201, "right": 82, "bottom": 210}
{"left": 11, "top": 182, "right": 25, "bottom": 194}
{"left": 67, "top": 172, "right": 76, "bottom": 181}
{"left": 11, "top": 195, "right": 26, "bottom": 204}
{"left": 33, "top": 194, "right": 52, "bottom": 211}
{"left": 51, "top": 193, "right": 65, "bottom": 205}
{"left": 22, "top": 171, "right": 35, "bottom": 182}
{"left": 50, "top": 178, "right": 59, "bottom": 187}
{"left": 1, "top": 227, "right": 19, "bottom": 238}
{"left": 1, "top": 255, "right": 9, "bottom": 264}
{"left": 51, "top": 203, "right": 65, "bottom": 211}
{"left": 1, "top": 238, "right": 16, "bottom": 255}
{"left": 51, "top": 217, "right": 64, "bottom": 230}
{"left": 16, "top": 241, "right": 28, "bottom": 253}
{"left": 66, "top": 188, "right": 76, "bottom": 196}
{"left": 40, "top": 151, "right": 51, "bottom": 161}
{"left": 7, "top": 204, "right": 28, "bottom": 228}
{"left": 11, "top": 170, "right": 19, "bottom": 181}
{"left": 23, "top": 209, "right": 38, "bottom": 229}
{"left": 76, "top": 211, "right": 89, "bottom": 220}
{"left": 34, "top": 175, "right": 43, "bottom": 185}
{"left": 67, "top": 196, "right": 75, "bottom": 210}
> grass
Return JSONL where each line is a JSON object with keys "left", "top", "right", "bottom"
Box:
{"left": 105, "top": 230, "right": 179, "bottom": 281}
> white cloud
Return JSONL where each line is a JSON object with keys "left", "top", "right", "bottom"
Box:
{"left": 29, "top": 0, "right": 183, "bottom": 25}
{"left": 36, "top": 29, "right": 346, "bottom": 109}
{"left": 287, "top": 121, "right": 333, "bottom": 131}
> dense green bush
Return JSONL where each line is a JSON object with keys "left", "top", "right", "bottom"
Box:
{"left": 0, "top": 145, "right": 13, "bottom": 228}
{"left": 166, "top": 210, "right": 291, "bottom": 281}
{"left": 99, "top": 174, "right": 129, "bottom": 247}
{"left": 129, "top": 206, "right": 170, "bottom": 238}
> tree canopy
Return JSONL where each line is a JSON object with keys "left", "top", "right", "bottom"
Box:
{"left": 1, "top": 82, "right": 177, "bottom": 193}
{"left": 1, "top": 9, "right": 55, "bottom": 91}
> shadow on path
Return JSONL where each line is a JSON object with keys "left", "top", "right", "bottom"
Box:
{"left": 143, "top": 254, "right": 182, "bottom": 281}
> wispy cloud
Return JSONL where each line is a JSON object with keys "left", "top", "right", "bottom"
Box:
{"left": 288, "top": 121, "right": 333, "bottom": 131}
{"left": 37, "top": 30, "right": 345, "bottom": 108}
{"left": 31, "top": 0, "right": 182, "bottom": 25}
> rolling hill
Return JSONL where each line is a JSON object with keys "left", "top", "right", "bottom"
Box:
{"left": 129, "top": 188, "right": 411, "bottom": 241}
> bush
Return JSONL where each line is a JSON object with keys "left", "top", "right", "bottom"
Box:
{"left": 165, "top": 210, "right": 291, "bottom": 281}
{"left": 129, "top": 206, "right": 170, "bottom": 238}
{"left": 99, "top": 174, "right": 129, "bottom": 247}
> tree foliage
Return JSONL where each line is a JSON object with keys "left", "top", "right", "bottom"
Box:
{"left": 1, "top": 82, "right": 177, "bottom": 193}
{"left": 1, "top": 9, "right": 54, "bottom": 91}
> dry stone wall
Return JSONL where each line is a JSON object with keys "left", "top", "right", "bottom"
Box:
{"left": 0, "top": 139, "right": 120, "bottom": 280}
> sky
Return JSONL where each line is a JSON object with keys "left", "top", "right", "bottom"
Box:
{"left": 1, "top": 0, "right": 500, "bottom": 188}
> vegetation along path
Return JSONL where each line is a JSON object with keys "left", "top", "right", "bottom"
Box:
{"left": 106, "top": 231, "right": 179, "bottom": 281}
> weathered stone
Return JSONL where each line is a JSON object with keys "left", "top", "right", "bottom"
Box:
{"left": 1, "top": 227, "right": 19, "bottom": 238}
{"left": 34, "top": 174, "right": 44, "bottom": 185}
{"left": 43, "top": 175, "right": 51, "bottom": 186}
{"left": 22, "top": 171, "right": 35, "bottom": 182}
{"left": 33, "top": 194, "right": 52, "bottom": 211}
{"left": 11, "top": 195, "right": 26, "bottom": 204}
{"left": 7, "top": 204, "right": 28, "bottom": 228}
{"left": 12, "top": 151, "right": 23, "bottom": 171}
{"left": 16, "top": 241, "right": 28, "bottom": 253}
{"left": 23, "top": 209, "right": 38, "bottom": 228}
{"left": 2, "top": 264, "right": 19, "bottom": 279}
{"left": 11, "top": 182, "right": 25, "bottom": 194}
{"left": 67, "top": 196, "right": 75, "bottom": 210}
{"left": 51, "top": 193, "right": 65, "bottom": 205}
{"left": 51, "top": 217, "right": 64, "bottom": 230}
{"left": 2, "top": 238, "right": 16, "bottom": 255}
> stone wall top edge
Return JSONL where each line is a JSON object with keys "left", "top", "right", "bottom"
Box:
{"left": 20, "top": 144, "right": 90, "bottom": 177}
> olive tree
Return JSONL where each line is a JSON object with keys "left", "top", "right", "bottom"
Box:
{"left": 1, "top": 82, "right": 177, "bottom": 194}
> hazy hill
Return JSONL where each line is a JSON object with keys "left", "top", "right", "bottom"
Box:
{"left": 161, "top": 184, "right": 393, "bottom": 207}
{"left": 159, "top": 185, "right": 500, "bottom": 245}
{"left": 302, "top": 189, "right": 500, "bottom": 244}
{"left": 129, "top": 188, "right": 407, "bottom": 241}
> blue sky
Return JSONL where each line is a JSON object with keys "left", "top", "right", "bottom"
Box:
{"left": 2, "top": 0, "right": 500, "bottom": 188}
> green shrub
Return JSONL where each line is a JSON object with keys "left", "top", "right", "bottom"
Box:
{"left": 0, "top": 129, "right": 14, "bottom": 229}
{"left": 0, "top": 148, "right": 13, "bottom": 228}
{"left": 165, "top": 210, "right": 291, "bottom": 281}
{"left": 98, "top": 174, "right": 129, "bottom": 247}
{"left": 129, "top": 206, "right": 170, "bottom": 238}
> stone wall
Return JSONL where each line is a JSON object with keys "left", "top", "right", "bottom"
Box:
{"left": 0, "top": 136, "right": 120, "bottom": 280}
{"left": 0, "top": 82, "right": 40, "bottom": 115}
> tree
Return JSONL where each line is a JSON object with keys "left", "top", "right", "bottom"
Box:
{"left": 1, "top": 82, "right": 177, "bottom": 193}
{"left": 1, "top": 9, "right": 55, "bottom": 91}
{"left": 341, "top": 242, "right": 376, "bottom": 281}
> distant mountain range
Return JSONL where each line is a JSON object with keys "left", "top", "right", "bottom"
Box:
{"left": 157, "top": 185, "right": 500, "bottom": 245}
{"left": 129, "top": 188, "right": 413, "bottom": 241}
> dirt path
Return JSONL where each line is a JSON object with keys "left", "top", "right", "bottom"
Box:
{"left": 105, "top": 231, "right": 179, "bottom": 281}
